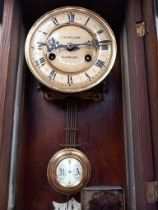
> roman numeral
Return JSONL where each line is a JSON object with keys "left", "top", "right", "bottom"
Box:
{"left": 36, "top": 42, "right": 43, "bottom": 50}
{"left": 101, "top": 45, "right": 108, "bottom": 50}
{"left": 35, "top": 58, "right": 46, "bottom": 67}
{"left": 97, "top": 29, "right": 104, "bottom": 35}
{"left": 67, "top": 75, "right": 73, "bottom": 86}
{"left": 36, "top": 42, "right": 45, "bottom": 50}
{"left": 52, "top": 17, "right": 59, "bottom": 26}
{"left": 95, "top": 59, "right": 105, "bottom": 68}
{"left": 85, "top": 17, "right": 90, "bottom": 25}
{"left": 38, "top": 30, "right": 47, "bottom": 35}
{"left": 75, "top": 168, "right": 80, "bottom": 175}
{"left": 99, "top": 40, "right": 111, "bottom": 44}
{"left": 59, "top": 168, "right": 65, "bottom": 176}
{"left": 99, "top": 40, "right": 111, "bottom": 50}
{"left": 31, "top": 43, "right": 35, "bottom": 49}
{"left": 68, "top": 13, "right": 75, "bottom": 22}
{"left": 85, "top": 72, "right": 91, "bottom": 81}
{"left": 48, "top": 70, "right": 57, "bottom": 80}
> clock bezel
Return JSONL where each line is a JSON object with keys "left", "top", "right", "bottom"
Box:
{"left": 25, "top": 6, "right": 117, "bottom": 93}
{"left": 47, "top": 148, "right": 91, "bottom": 195}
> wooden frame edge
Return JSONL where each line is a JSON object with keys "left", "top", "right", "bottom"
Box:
{"left": 0, "top": 0, "right": 21, "bottom": 210}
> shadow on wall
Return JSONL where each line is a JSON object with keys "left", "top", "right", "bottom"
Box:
{"left": 21, "top": 0, "right": 126, "bottom": 32}
{"left": 0, "top": 0, "right": 4, "bottom": 23}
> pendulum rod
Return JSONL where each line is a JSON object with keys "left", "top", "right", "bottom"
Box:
{"left": 65, "top": 102, "right": 79, "bottom": 148}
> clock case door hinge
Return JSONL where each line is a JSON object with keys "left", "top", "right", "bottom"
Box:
{"left": 146, "top": 181, "right": 158, "bottom": 202}
{"left": 136, "top": 21, "right": 148, "bottom": 37}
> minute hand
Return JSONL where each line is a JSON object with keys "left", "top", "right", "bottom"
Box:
{"left": 73, "top": 40, "right": 112, "bottom": 47}
{"left": 64, "top": 40, "right": 112, "bottom": 51}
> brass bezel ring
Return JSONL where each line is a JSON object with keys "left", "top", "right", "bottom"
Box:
{"left": 25, "top": 6, "right": 117, "bottom": 93}
{"left": 47, "top": 148, "right": 91, "bottom": 195}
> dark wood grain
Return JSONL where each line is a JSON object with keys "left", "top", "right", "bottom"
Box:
{"left": 0, "top": 0, "right": 21, "bottom": 210}
{"left": 142, "top": 0, "right": 158, "bottom": 184}
{"left": 16, "top": 45, "right": 126, "bottom": 210}
{"left": 14, "top": 1, "right": 127, "bottom": 209}
{"left": 124, "top": 0, "right": 157, "bottom": 209}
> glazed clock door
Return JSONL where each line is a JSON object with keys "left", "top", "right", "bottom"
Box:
{"left": 1, "top": 0, "right": 158, "bottom": 210}
{"left": 16, "top": 23, "right": 125, "bottom": 210}
{"left": 13, "top": 5, "right": 126, "bottom": 210}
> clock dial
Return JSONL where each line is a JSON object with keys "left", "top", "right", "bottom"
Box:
{"left": 56, "top": 158, "right": 83, "bottom": 187}
{"left": 47, "top": 148, "right": 91, "bottom": 194}
{"left": 25, "top": 6, "right": 117, "bottom": 92}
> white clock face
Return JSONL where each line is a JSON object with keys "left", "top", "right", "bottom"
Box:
{"left": 56, "top": 158, "right": 83, "bottom": 187}
{"left": 25, "top": 7, "right": 117, "bottom": 93}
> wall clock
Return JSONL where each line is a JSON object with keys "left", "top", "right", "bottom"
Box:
{"left": 25, "top": 6, "right": 117, "bottom": 195}
{"left": 25, "top": 6, "right": 117, "bottom": 93}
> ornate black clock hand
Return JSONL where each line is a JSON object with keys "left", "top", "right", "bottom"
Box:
{"left": 65, "top": 40, "right": 112, "bottom": 51}
{"left": 72, "top": 40, "right": 112, "bottom": 48}
{"left": 47, "top": 40, "right": 80, "bottom": 51}
{"left": 46, "top": 39, "right": 112, "bottom": 51}
{"left": 36, "top": 41, "right": 55, "bottom": 51}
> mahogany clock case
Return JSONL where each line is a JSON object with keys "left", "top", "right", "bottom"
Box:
{"left": 18, "top": 1, "right": 125, "bottom": 209}
{"left": 0, "top": 0, "right": 158, "bottom": 210}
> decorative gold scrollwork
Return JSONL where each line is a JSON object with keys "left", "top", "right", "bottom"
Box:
{"left": 38, "top": 81, "right": 108, "bottom": 102}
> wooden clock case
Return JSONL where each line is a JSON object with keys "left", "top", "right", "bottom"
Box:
{"left": 0, "top": 0, "right": 158, "bottom": 210}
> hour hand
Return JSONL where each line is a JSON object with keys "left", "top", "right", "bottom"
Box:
{"left": 47, "top": 39, "right": 80, "bottom": 51}
{"left": 47, "top": 38, "right": 73, "bottom": 51}
{"left": 47, "top": 38, "right": 60, "bottom": 51}
{"left": 36, "top": 39, "right": 56, "bottom": 51}
{"left": 36, "top": 38, "right": 61, "bottom": 51}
